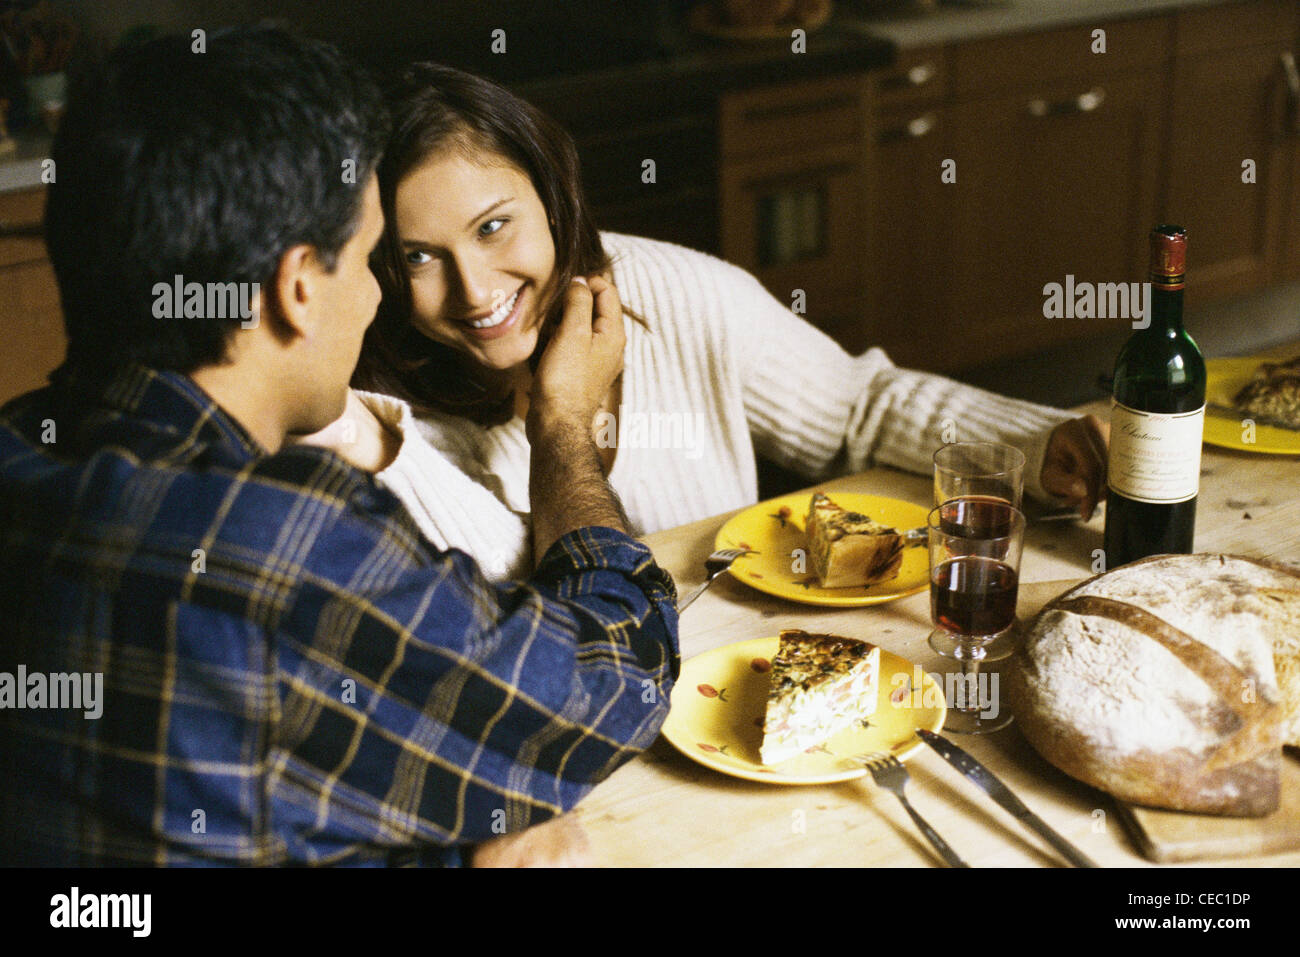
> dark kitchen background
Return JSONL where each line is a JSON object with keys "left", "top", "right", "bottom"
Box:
{"left": 3, "top": 0, "right": 1300, "bottom": 412}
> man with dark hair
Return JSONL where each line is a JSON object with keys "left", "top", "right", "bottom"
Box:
{"left": 0, "top": 25, "right": 677, "bottom": 867}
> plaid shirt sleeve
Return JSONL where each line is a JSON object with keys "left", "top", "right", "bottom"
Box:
{"left": 1, "top": 385, "right": 679, "bottom": 867}
{"left": 251, "top": 451, "right": 681, "bottom": 863}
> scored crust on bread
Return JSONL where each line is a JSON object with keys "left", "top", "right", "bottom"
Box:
{"left": 759, "top": 630, "right": 880, "bottom": 765}
{"left": 1008, "top": 553, "right": 1300, "bottom": 817}
{"left": 805, "top": 493, "right": 903, "bottom": 589}
{"left": 1256, "top": 586, "right": 1300, "bottom": 749}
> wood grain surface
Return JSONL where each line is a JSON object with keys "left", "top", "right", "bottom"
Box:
{"left": 571, "top": 341, "right": 1300, "bottom": 866}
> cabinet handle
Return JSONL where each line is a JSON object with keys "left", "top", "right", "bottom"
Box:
{"left": 877, "top": 112, "right": 937, "bottom": 144}
{"left": 882, "top": 61, "right": 936, "bottom": 92}
{"left": 1281, "top": 52, "right": 1300, "bottom": 134}
{"left": 1027, "top": 86, "right": 1105, "bottom": 118}
{"left": 0, "top": 219, "right": 44, "bottom": 238}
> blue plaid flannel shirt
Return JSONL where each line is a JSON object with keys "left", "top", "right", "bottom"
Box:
{"left": 0, "top": 365, "right": 679, "bottom": 866}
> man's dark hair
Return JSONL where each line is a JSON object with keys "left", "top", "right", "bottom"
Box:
{"left": 44, "top": 24, "right": 388, "bottom": 376}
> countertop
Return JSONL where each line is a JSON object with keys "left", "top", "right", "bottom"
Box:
{"left": 835, "top": 0, "right": 1248, "bottom": 49}
{"left": 0, "top": 129, "right": 51, "bottom": 195}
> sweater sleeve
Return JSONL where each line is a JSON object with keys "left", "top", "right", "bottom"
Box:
{"left": 727, "top": 266, "right": 1074, "bottom": 504}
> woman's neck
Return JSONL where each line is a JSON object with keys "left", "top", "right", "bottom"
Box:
{"left": 509, "top": 364, "right": 533, "bottom": 421}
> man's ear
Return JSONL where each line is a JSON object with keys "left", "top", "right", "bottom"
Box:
{"left": 263, "top": 243, "right": 324, "bottom": 342}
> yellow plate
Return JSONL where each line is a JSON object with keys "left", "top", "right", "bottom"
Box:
{"left": 1203, "top": 357, "right": 1300, "bottom": 455}
{"left": 714, "top": 492, "right": 931, "bottom": 606}
{"left": 661, "top": 637, "right": 946, "bottom": 785}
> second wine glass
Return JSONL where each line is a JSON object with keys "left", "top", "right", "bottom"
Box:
{"left": 927, "top": 497, "right": 1025, "bottom": 735}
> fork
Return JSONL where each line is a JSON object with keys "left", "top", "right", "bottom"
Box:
{"left": 860, "top": 752, "right": 970, "bottom": 867}
{"left": 676, "top": 548, "right": 751, "bottom": 612}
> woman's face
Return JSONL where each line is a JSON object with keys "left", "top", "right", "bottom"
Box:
{"left": 395, "top": 149, "right": 557, "bottom": 372}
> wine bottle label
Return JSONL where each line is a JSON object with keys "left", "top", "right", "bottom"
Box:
{"left": 1107, "top": 400, "right": 1205, "bottom": 504}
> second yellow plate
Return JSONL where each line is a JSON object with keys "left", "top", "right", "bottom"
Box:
{"left": 1203, "top": 357, "right": 1300, "bottom": 455}
{"left": 661, "top": 636, "right": 946, "bottom": 785}
{"left": 714, "top": 492, "right": 931, "bottom": 607}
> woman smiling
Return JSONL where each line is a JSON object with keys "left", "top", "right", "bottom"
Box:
{"left": 304, "top": 63, "right": 1108, "bottom": 580}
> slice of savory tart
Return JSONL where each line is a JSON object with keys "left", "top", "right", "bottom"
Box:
{"left": 759, "top": 630, "right": 881, "bottom": 765}
{"left": 806, "top": 493, "right": 904, "bottom": 589}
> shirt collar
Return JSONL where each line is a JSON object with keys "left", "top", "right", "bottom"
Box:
{"left": 51, "top": 361, "right": 268, "bottom": 464}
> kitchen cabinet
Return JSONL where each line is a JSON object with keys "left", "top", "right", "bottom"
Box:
{"left": 0, "top": 186, "right": 62, "bottom": 405}
{"left": 720, "top": 1, "right": 1300, "bottom": 373}
{"left": 717, "top": 72, "right": 872, "bottom": 350}
{"left": 1164, "top": 0, "right": 1300, "bottom": 299}
{"left": 862, "top": 46, "right": 953, "bottom": 367}
{"left": 874, "top": 16, "right": 1172, "bottom": 369}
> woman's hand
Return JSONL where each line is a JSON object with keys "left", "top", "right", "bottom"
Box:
{"left": 294, "top": 390, "right": 401, "bottom": 473}
{"left": 1040, "top": 414, "right": 1109, "bottom": 520}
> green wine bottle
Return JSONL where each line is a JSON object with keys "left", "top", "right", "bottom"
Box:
{"left": 1102, "top": 225, "right": 1207, "bottom": 568}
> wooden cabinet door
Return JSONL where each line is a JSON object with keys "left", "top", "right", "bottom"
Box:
{"left": 0, "top": 187, "right": 63, "bottom": 405}
{"left": 1276, "top": 48, "right": 1300, "bottom": 283}
{"left": 947, "top": 72, "right": 1166, "bottom": 365}
{"left": 863, "top": 104, "right": 954, "bottom": 369}
{"left": 719, "top": 141, "right": 866, "bottom": 330}
{"left": 718, "top": 74, "right": 869, "bottom": 348}
{"left": 0, "top": 258, "right": 63, "bottom": 404}
{"left": 1165, "top": 42, "right": 1294, "bottom": 300}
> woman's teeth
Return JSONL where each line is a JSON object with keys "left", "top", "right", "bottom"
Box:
{"left": 470, "top": 290, "right": 519, "bottom": 329}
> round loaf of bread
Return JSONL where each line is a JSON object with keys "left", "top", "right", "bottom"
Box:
{"left": 1008, "top": 554, "right": 1300, "bottom": 817}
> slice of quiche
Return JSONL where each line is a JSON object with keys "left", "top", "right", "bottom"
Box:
{"left": 1233, "top": 354, "right": 1300, "bottom": 430}
{"left": 759, "top": 630, "right": 881, "bottom": 765}
{"left": 806, "top": 493, "right": 904, "bottom": 589}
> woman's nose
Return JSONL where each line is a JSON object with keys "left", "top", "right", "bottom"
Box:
{"left": 450, "top": 253, "right": 496, "bottom": 313}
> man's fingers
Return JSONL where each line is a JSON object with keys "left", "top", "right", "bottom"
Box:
{"left": 588, "top": 275, "right": 624, "bottom": 335}
{"left": 554, "top": 277, "right": 595, "bottom": 341}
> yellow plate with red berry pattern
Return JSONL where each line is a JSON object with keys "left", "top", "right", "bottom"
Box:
{"left": 714, "top": 492, "right": 932, "bottom": 607}
{"left": 1202, "top": 358, "right": 1300, "bottom": 455}
{"left": 661, "top": 637, "right": 946, "bottom": 785}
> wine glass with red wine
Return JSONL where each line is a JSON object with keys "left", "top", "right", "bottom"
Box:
{"left": 927, "top": 497, "right": 1025, "bottom": 735}
{"left": 933, "top": 442, "right": 1025, "bottom": 510}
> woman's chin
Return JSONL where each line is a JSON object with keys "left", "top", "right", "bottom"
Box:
{"left": 467, "top": 330, "right": 538, "bottom": 372}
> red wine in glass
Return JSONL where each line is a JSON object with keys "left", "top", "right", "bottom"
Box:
{"left": 930, "top": 556, "right": 1020, "bottom": 637}
{"left": 938, "top": 495, "right": 1015, "bottom": 539}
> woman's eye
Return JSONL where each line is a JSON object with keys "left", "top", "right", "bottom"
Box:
{"left": 405, "top": 249, "right": 432, "bottom": 267}
{"left": 478, "top": 217, "right": 507, "bottom": 238}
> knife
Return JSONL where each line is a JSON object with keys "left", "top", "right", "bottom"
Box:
{"left": 916, "top": 729, "right": 1099, "bottom": 868}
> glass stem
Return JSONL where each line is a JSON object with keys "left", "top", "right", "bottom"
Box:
{"left": 954, "top": 641, "right": 985, "bottom": 716}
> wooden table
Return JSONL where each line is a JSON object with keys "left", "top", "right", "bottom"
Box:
{"left": 572, "top": 347, "right": 1300, "bottom": 867}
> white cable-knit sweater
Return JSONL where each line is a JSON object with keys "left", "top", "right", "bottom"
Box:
{"left": 361, "top": 232, "right": 1072, "bottom": 580}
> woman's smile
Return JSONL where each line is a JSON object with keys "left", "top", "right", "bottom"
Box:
{"left": 460, "top": 283, "right": 524, "bottom": 339}
{"left": 396, "top": 151, "right": 557, "bottom": 371}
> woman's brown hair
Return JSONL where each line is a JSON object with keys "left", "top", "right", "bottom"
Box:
{"left": 353, "top": 62, "right": 611, "bottom": 425}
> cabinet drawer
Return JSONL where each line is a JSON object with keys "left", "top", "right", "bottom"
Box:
{"left": 951, "top": 15, "right": 1172, "bottom": 99}
{"left": 719, "top": 73, "right": 868, "bottom": 158}
{"left": 1176, "top": 0, "right": 1297, "bottom": 56}
{"left": 0, "top": 187, "right": 47, "bottom": 268}
{"left": 870, "top": 46, "right": 947, "bottom": 109}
